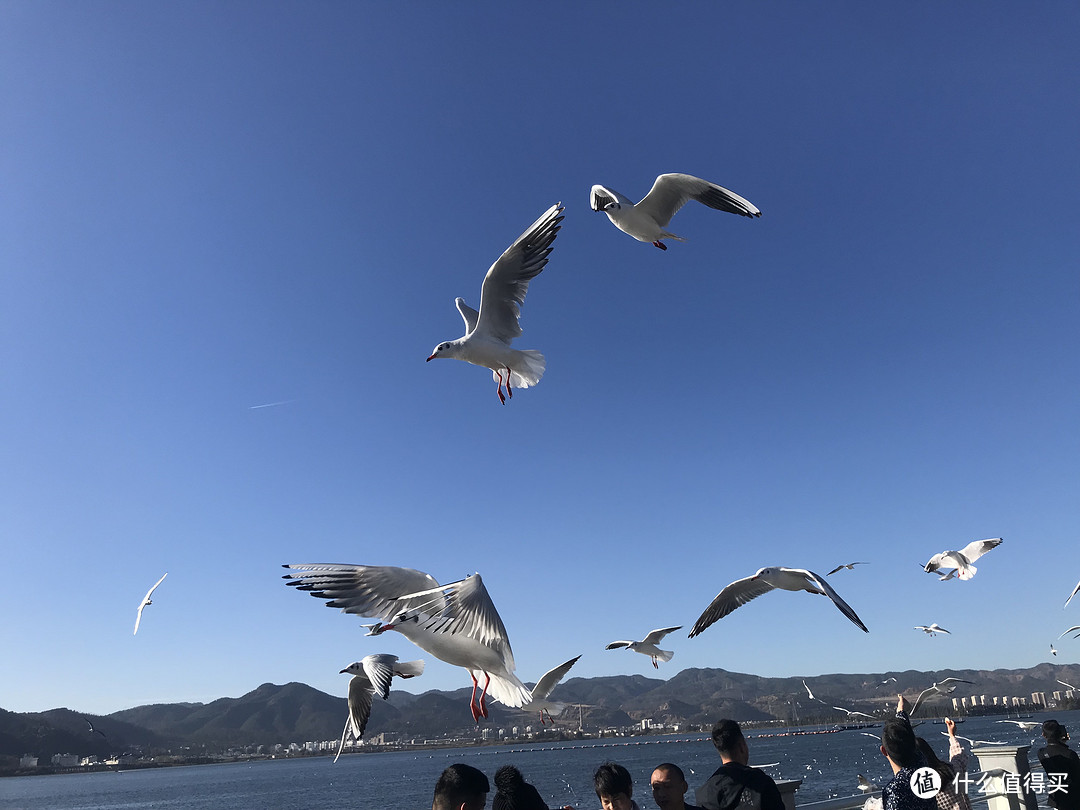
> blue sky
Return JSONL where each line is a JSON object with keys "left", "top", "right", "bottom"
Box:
{"left": 2, "top": 3, "right": 1077, "bottom": 716}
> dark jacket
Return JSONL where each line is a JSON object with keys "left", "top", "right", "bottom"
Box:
{"left": 1038, "top": 742, "right": 1080, "bottom": 810}
{"left": 695, "top": 762, "right": 784, "bottom": 810}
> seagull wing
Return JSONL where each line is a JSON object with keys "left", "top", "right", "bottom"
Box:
{"left": 826, "top": 565, "right": 845, "bottom": 576}
{"left": 642, "top": 626, "right": 682, "bottom": 645}
{"left": 472, "top": 203, "right": 563, "bottom": 345}
{"left": 455, "top": 298, "right": 479, "bottom": 334}
{"left": 1065, "top": 580, "right": 1080, "bottom": 609}
{"left": 605, "top": 640, "right": 633, "bottom": 650}
{"left": 282, "top": 564, "right": 444, "bottom": 622}
{"left": 1059, "top": 625, "right": 1080, "bottom": 638}
{"left": 688, "top": 574, "right": 776, "bottom": 638}
{"left": 360, "top": 654, "right": 400, "bottom": 700}
{"left": 958, "top": 537, "right": 1003, "bottom": 564}
{"left": 133, "top": 603, "right": 146, "bottom": 635}
{"left": 798, "top": 569, "right": 870, "bottom": 633}
{"left": 144, "top": 572, "right": 168, "bottom": 601}
{"left": 939, "top": 678, "right": 974, "bottom": 685}
{"left": 420, "top": 573, "right": 517, "bottom": 672}
{"left": 910, "top": 686, "right": 937, "bottom": 716}
{"left": 346, "top": 674, "right": 375, "bottom": 739}
{"left": 531, "top": 655, "right": 581, "bottom": 700}
{"left": 635, "top": 173, "right": 761, "bottom": 228}
{"left": 590, "top": 184, "right": 634, "bottom": 211}
{"left": 133, "top": 573, "right": 167, "bottom": 635}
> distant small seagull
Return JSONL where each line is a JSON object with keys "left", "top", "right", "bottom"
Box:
{"left": 426, "top": 203, "right": 563, "bottom": 404}
{"left": 996, "top": 719, "right": 1042, "bottom": 732}
{"left": 606, "top": 626, "right": 682, "bottom": 669}
{"left": 688, "top": 567, "right": 869, "bottom": 638}
{"left": 1051, "top": 644, "right": 1058, "bottom": 656}
{"left": 334, "top": 654, "right": 424, "bottom": 762}
{"left": 857, "top": 775, "right": 875, "bottom": 793}
{"left": 802, "top": 679, "right": 824, "bottom": 703}
{"left": 520, "top": 655, "right": 581, "bottom": 725}
{"left": 1058, "top": 625, "right": 1080, "bottom": 639}
{"left": 827, "top": 562, "right": 869, "bottom": 576}
{"left": 1057, "top": 679, "right": 1079, "bottom": 692}
{"left": 133, "top": 572, "right": 168, "bottom": 635}
{"left": 860, "top": 732, "right": 882, "bottom": 741}
{"left": 943, "top": 731, "right": 1001, "bottom": 746}
{"left": 833, "top": 705, "right": 876, "bottom": 720}
{"left": 923, "top": 538, "right": 1003, "bottom": 580}
{"left": 1066, "top": 579, "right": 1080, "bottom": 609}
{"left": 914, "top": 623, "right": 951, "bottom": 637}
{"left": 881, "top": 677, "right": 898, "bottom": 684}
{"left": 910, "top": 678, "right": 974, "bottom": 715}
{"left": 590, "top": 173, "right": 760, "bottom": 250}
{"left": 84, "top": 718, "right": 106, "bottom": 740}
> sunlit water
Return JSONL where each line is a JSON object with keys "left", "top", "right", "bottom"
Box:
{"left": 3, "top": 712, "right": 1073, "bottom": 810}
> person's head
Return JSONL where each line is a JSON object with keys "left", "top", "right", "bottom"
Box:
{"left": 881, "top": 716, "right": 921, "bottom": 771}
{"left": 433, "top": 763, "right": 490, "bottom": 810}
{"left": 492, "top": 764, "right": 546, "bottom": 810}
{"left": 916, "top": 737, "right": 955, "bottom": 785}
{"left": 1043, "top": 720, "right": 1069, "bottom": 745}
{"left": 594, "top": 762, "right": 634, "bottom": 810}
{"left": 651, "top": 763, "right": 690, "bottom": 810}
{"left": 711, "top": 719, "right": 748, "bottom": 764}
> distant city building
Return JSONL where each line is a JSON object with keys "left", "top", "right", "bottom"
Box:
{"left": 1032, "top": 692, "right": 1047, "bottom": 706}
{"left": 51, "top": 753, "right": 79, "bottom": 767}
{"left": 19, "top": 755, "right": 38, "bottom": 768}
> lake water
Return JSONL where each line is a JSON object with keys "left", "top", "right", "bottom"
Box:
{"left": 3, "top": 712, "right": 1074, "bottom": 810}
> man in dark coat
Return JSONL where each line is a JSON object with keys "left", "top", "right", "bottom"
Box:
{"left": 696, "top": 719, "right": 784, "bottom": 810}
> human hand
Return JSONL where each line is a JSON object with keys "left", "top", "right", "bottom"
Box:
{"left": 944, "top": 717, "right": 956, "bottom": 736}
{"left": 896, "top": 694, "right": 909, "bottom": 714}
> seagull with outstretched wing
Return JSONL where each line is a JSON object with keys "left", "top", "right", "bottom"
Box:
{"left": 134, "top": 573, "right": 168, "bottom": 635}
{"left": 284, "top": 564, "right": 531, "bottom": 723}
{"left": 590, "top": 173, "right": 760, "bottom": 250}
{"left": 427, "top": 203, "right": 563, "bottom": 403}
{"left": 688, "top": 567, "right": 868, "bottom": 638}
{"left": 606, "top": 626, "right": 682, "bottom": 668}
{"left": 333, "top": 654, "right": 423, "bottom": 762}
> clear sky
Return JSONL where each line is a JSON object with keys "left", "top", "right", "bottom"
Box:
{"left": 2, "top": 3, "right": 1077, "bottom": 716}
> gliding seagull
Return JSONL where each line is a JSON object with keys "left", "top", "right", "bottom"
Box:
{"left": 827, "top": 562, "right": 869, "bottom": 576}
{"left": 914, "top": 623, "right": 951, "bottom": 636}
{"left": 283, "top": 564, "right": 531, "bottom": 723}
{"left": 590, "top": 173, "right": 760, "bottom": 250}
{"left": 133, "top": 573, "right": 168, "bottom": 635}
{"left": 426, "top": 203, "right": 563, "bottom": 403}
{"left": 688, "top": 567, "right": 869, "bottom": 638}
{"left": 606, "top": 626, "right": 682, "bottom": 668}
{"left": 923, "top": 538, "right": 1003, "bottom": 580}
{"left": 910, "top": 678, "right": 974, "bottom": 715}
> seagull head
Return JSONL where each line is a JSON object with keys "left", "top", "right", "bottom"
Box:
{"left": 751, "top": 567, "right": 775, "bottom": 581}
{"left": 340, "top": 662, "right": 365, "bottom": 676}
{"left": 603, "top": 201, "right": 621, "bottom": 213}
{"left": 427, "top": 340, "right": 463, "bottom": 362}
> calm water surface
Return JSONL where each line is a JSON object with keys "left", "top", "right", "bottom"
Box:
{"left": 3, "top": 712, "right": 1073, "bottom": 810}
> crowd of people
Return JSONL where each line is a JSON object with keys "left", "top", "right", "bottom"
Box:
{"left": 428, "top": 710, "right": 1080, "bottom": 810}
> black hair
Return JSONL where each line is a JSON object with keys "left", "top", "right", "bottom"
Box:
{"left": 1043, "top": 719, "right": 1069, "bottom": 744}
{"left": 711, "top": 719, "right": 746, "bottom": 757}
{"left": 594, "top": 762, "right": 633, "bottom": 799}
{"left": 882, "top": 716, "right": 921, "bottom": 769}
{"left": 654, "top": 762, "right": 687, "bottom": 782}
{"left": 433, "top": 763, "right": 490, "bottom": 810}
{"left": 916, "top": 737, "right": 956, "bottom": 787}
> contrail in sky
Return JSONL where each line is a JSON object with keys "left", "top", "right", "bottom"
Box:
{"left": 248, "top": 399, "right": 295, "bottom": 410}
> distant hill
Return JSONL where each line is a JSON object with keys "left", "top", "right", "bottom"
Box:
{"left": 3, "top": 663, "right": 1078, "bottom": 764}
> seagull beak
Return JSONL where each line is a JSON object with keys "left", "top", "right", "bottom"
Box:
{"left": 426, "top": 354, "right": 436, "bottom": 362}
{"left": 339, "top": 668, "right": 349, "bottom": 674}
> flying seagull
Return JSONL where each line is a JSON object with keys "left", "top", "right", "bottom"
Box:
{"left": 606, "top": 626, "right": 682, "bottom": 668}
{"left": 84, "top": 718, "right": 106, "bottom": 740}
{"left": 688, "top": 567, "right": 869, "bottom": 638}
{"left": 910, "top": 678, "right": 974, "bottom": 715}
{"left": 1057, "top": 679, "right": 1079, "bottom": 692}
{"left": 802, "top": 679, "right": 825, "bottom": 703}
{"left": 832, "top": 705, "right": 877, "bottom": 720}
{"left": 133, "top": 572, "right": 168, "bottom": 635}
{"left": 1051, "top": 644, "right": 1058, "bottom": 656}
{"left": 827, "top": 562, "right": 869, "bottom": 576}
{"left": 996, "top": 719, "right": 1041, "bottom": 732}
{"left": 923, "top": 538, "right": 1003, "bottom": 580}
{"left": 914, "top": 623, "right": 951, "bottom": 636}
{"left": 426, "top": 203, "right": 563, "bottom": 403}
{"left": 857, "top": 775, "right": 875, "bottom": 793}
{"left": 881, "top": 677, "right": 898, "bottom": 684}
{"left": 283, "top": 564, "right": 532, "bottom": 723}
{"left": 520, "top": 655, "right": 581, "bottom": 725}
{"left": 1066, "top": 579, "right": 1080, "bottom": 609}
{"left": 589, "top": 173, "right": 760, "bottom": 250}
{"left": 334, "top": 654, "right": 424, "bottom": 762}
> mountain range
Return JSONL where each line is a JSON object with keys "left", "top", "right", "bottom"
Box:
{"left": 4, "top": 663, "right": 1077, "bottom": 765}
